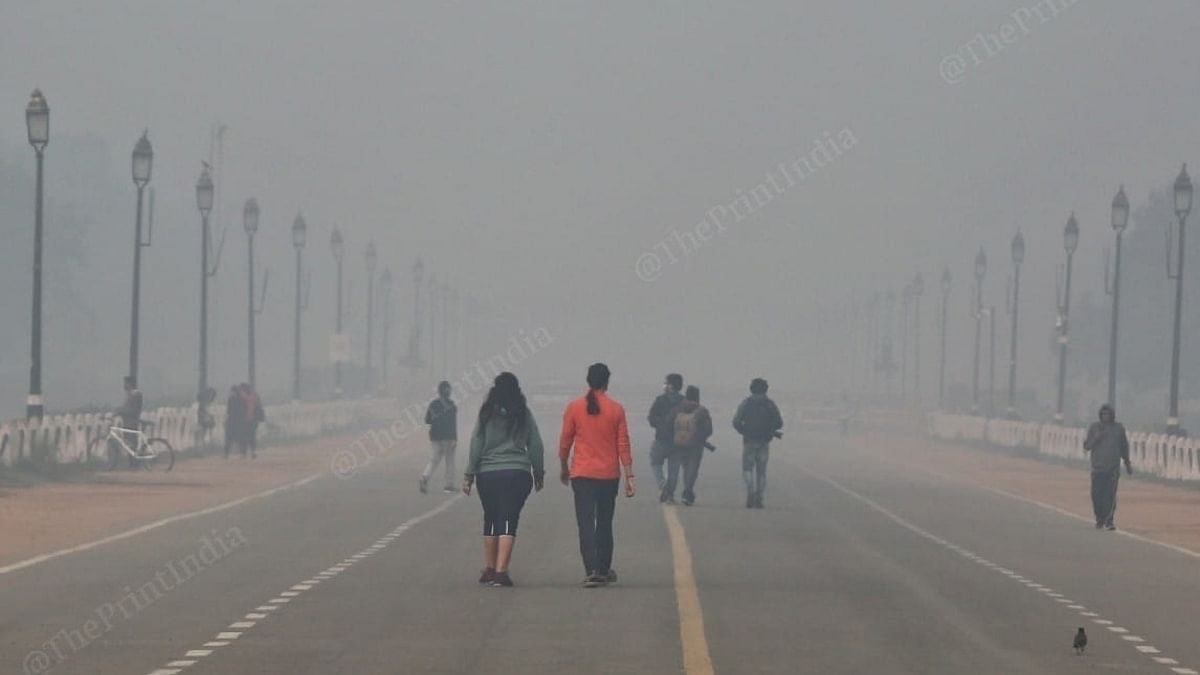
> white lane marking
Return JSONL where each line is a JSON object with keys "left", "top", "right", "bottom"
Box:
{"left": 1156, "top": 657, "right": 1180, "bottom": 664}
{"left": 1, "top": 473, "right": 322, "bottom": 576}
{"left": 1123, "top": 635, "right": 1145, "bottom": 642}
{"left": 246, "top": 613, "right": 267, "bottom": 619}
{"left": 146, "top": 497, "right": 461, "bottom": 674}
{"left": 167, "top": 661, "right": 196, "bottom": 667}
{"left": 148, "top": 670, "right": 181, "bottom": 675}
{"left": 802, "top": 467, "right": 1196, "bottom": 674}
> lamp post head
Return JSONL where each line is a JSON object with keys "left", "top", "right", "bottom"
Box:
{"left": 365, "top": 241, "right": 378, "bottom": 274}
{"left": 25, "top": 89, "right": 49, "bottom": 150}
{"left": 1111, "top": 185, "right": 1129, "bottom": 233}
{"left": 912, "top": 272, "right": 924, "bottom": 297}
{"left": 941, "top": 266, "right": 951, "bottom": 296}
{"left": 330, "top": 227, "right": 344, "bottom": 262}
{"left": 974, "top": 248, "right": 987, "bottom": 282}
{"left": 1064, "top": 212, "right": 1079, "bottom": 255}
{"left": 292, "top": 212, "right": 307, "bottom": 250}
{"left": 413, "top": 257, "right": 425, "bottom": 285}
{"left": 243, "top": 198, "right": 259, "bottom": 235}
{"left": 131, "top": 130, "right": 153, "bottom": 187}
{"left": 1011, "top": 230, "right": 1025, "bottom": 266}
{"left": 1175, "top": 164, "right": 1193, "bottom": 221}
{"left": 195, "top": 164, "right": 214, "bottom": 216}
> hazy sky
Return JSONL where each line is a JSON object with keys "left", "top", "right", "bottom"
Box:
{"left": 2, "top": 1, "right": 1198, "bottom": 412}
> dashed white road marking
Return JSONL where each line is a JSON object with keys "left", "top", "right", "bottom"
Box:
{"left": 144, "top": 496, "right": 461, "bottom": 675}
{"left": 802, "top": 467, "right": 1197, "bottom": 675}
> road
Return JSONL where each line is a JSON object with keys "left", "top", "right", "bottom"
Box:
{"left": 3, "top": 414, "right": 1200, "bottom": 674}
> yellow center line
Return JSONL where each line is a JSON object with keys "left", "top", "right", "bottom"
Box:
{"left": 663, "top": 505, "right": 715, "bottom": 675}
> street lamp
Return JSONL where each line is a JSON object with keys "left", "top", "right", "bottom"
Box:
{"left": 195, "top": 164, "right": 214, "bottom": 428}
{"left": 911, "top": 273, "right": 924, "bottom": 402}
{"left": 365, "top": 241, "right": 378, "bottom": 393}
{"left": 972, "top": 248, "right": 986, "bottom": 413}
{"left": 1007, "top": 231, "right": 1025, "bottom": 418}
{"left": 1167, "top": 165, "right": 1193, "bottom": 434}
{"left": 330, "top": 227, "right": 344, "bottom": 396}
{"left": 25, "top": 89, "right": 49, "bottom": 419}
{"left": 380, "top": 267, "right": 392, "bottom": 392}
{"left": 244, "top": 198, "right": 261, "bottom": 387}
{"left": 1055, "top": 213, "right": 1079, "bottom": 423}
{"left": 938, "top": 267, "right": 951, "bottom": 409}
{"left": 291, "top": 213, "right": 307, "bottom": 401}
{"left": 901, "top": 282, "right": 911, "bottom": 399}
{"left": 1105, "top": 186, "right": 1128, "bottom": 409}
{"left": 128, "top": 131, "right": 153, "bottom": 382}
{"left": 427, "top": 273, "right": 437, "bottom": 375}
{"left": 410, "top": 258, "right": 425, "bottom": 368}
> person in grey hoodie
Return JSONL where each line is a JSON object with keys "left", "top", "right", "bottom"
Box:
{"left": 733, "top": 378, "right": 783, "bottom": 509}
{"left": 1083, "top": 404, "right": 1132, "bottom": 531}
{"left": 462, "top": 372, "right": 545, "bottom": 587}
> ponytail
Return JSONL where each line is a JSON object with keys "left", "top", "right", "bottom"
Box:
{"left": 586, "top": 389, "right": 600, "bottom": 415}
{"left": 585, "top": 362, "right": 610, "bottom": 416}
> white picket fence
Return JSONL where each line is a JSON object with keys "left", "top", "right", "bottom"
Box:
{"left": 928, "top": 412, "right": 1200, "bottom": 482}
{"left": 0, "top": 398, "right": 398, "bottom": 468}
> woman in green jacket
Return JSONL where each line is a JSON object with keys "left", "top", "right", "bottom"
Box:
{"left": 462, "top": 372, "right": 544, "bottom": 587}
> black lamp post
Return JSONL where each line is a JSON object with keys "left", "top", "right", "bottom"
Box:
{"left": 330, "top": 227, "right": 344, "bottom": 396}
{"left": 901, "top": 282, "right": 911, "bottom": 399}
{"left": 380, "top": 267, "right": 392, "bottom": 392}
{"left": 972, "top": 248, "right": 986, "bottom": 414}
{"left": 25, "top": 89, "right": 49, "bottom": 419}
{"left": 1007, "top": 231, "right": 1025, "bottom": 418}
{"left": 938, "top": 267, "right": 951, "bottom": 409}
{"left": 410, "top": 258, "right": 424, "bottom": 368}
{"left": 364, "top": 241, "right": 377, "bottom": 393}
{"left": 427, "top": 273, "right": 437, "bottom": 375}
{"left": 244, "top": 198, "right": 262, "bottom": 386}
{"left": 912, "top": 273, "right": 924, "bottom": 402}
{"left": 128, "top": 131, "right": 153, "bottom": 383}
{"left": 1055, "top": 213, "right": 1079, "bottom": 423}
{"left": 1106, "top": 186, "right": 1128, "bottom": 408}
{"left": 195, "top": 164, "right": 214, "bottom": 425}
{"left": 292, "top": 213, "right": 307, "bottom": 401}
{"left": 1167, "top": 165, "right": 1193, "bottom": 434}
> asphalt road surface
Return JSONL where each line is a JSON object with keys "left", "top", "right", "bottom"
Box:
{"left": 4, "top": 422, "right": 1200, "bottom": 675}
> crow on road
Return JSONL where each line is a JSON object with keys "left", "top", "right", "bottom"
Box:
{"left": 1073, "top": 627, "right": 1088, "bottom": 655}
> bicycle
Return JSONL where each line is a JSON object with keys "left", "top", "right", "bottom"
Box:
{"left": 87, "top": 418, "right": 175, "bottom": 471}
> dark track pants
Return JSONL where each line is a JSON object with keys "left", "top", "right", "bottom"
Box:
{"left": 1091, "top": 468, "right": 1120, "bottom": 527}
{"left": 572, "top": 477, "right": 619, "bottom": 575}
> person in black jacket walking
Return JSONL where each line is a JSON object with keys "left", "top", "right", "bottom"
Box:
{"left": 733, "top": 378, "right": 783, "bottom": 509}
{"left": 1083, "top": 404, "right": 1132, "bottom": 530}
{"left": 421, "top": 381, "right": 458, "bottom": 494}
{"left": 647, "top": 373, "right": 684, "bottom": 491}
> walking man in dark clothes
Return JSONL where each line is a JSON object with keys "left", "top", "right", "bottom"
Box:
{"left": 733, "top": 377, "right": 784, "bottom": 509}
{"left": 661, "top": 385, "right": 714, "bottom": 506}
{"left": 1083, "top": 404, "right": 1132, "bottom": 531}
{"left": 647, "top": 373, "right": 684, "bottom": 491}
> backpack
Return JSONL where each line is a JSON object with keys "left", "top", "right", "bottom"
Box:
{"left": 740, "top": 398, "right": 777, "bottom": 439}
{"left": 673, "top": 409, "right": 700, "bottom": 447}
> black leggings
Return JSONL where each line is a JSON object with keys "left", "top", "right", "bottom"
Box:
{"left": 477, "top": 469, "right": 533, "bottom": 536}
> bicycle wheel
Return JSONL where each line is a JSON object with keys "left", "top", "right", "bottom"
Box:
{"left": 142, "top": 438, "right": 175, "bottom": 472}
{"left": 88, "top": 435, "right": 119, "bottom": 470}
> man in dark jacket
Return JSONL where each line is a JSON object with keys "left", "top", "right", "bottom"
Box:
{"left": 1083, "top": 404, "right": 1132, "bottom": 531}
{"left": 661, "top": 385, "right": 714, "bottom": 506}
{"left": 421, "top": 381, "right": 458, "bottom": 494}
{"left": 647, "top": 373, "right": 684, "bottom": 491}
{"left": 733, "top": 378, "right": 783, "bottom": 509}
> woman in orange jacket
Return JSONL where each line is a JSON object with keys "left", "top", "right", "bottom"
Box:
{"left": 558, "top": 363, "right": 635, "bottom": 587}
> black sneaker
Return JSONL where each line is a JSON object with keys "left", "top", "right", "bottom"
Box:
{"left": 1095, "top": 522, "right": 1104, "bottom": 530}
{"left": 419, "top": 477, "right": 429, "bottom": 494}
{"left": 746, "top": 495, "right": 755, "bottom": 509}
{"left": 682, "top": 496, "right": 694, "bottom": 506}
{"left": 583, "top": 573, "right": 606, "bottom": 588}
{"left": 604, "top": 569, "right": 618, "bottom": 584}
{"left": 754, "top": 494, "right": 765, "bottom": 509}
{"left": 491, "top": 571, "right": 514, "bottom": 587}
{"left": 1104, "top": 523, "right": 1117, "bottom": 531}
{"left": 479, "top": 568, "right": 496, "bottom": 584}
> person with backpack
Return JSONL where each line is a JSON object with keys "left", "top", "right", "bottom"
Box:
{"left": 559, "top": 363, "right": 635, "bottom": 588}
{"left": 647, "top": 373, "right": 684, "bottom": 490}
{"left": 733, "top": 378, "right": 783, "bottom": 509}
{"left": 661, "top": 385, "right": 713, "bottom": 506}
{"left": 462, "top": 372, "right": 545, "bottom": 587}
{"left": 421, "top": 381, "right": 458, "bottom": 494}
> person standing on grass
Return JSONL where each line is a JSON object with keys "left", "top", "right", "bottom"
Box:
{"left": 1083, "top": 404, "right": 1132, "bottom": 531}
{"left": 560, "top": 363, "right": 635, "bottom": 588}
{"left": 647, "top": 373, "right": 684, "bottom": 492}
{"left": 421, "top": 380, "right": 459, "bottom": 494}
{"left": 462, "top": 372, "right": 544, "bottom": 588}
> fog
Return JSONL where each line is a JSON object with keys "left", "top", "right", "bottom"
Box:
{"left": 2, "top": 1, "right": 1199, "bottom": 422}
